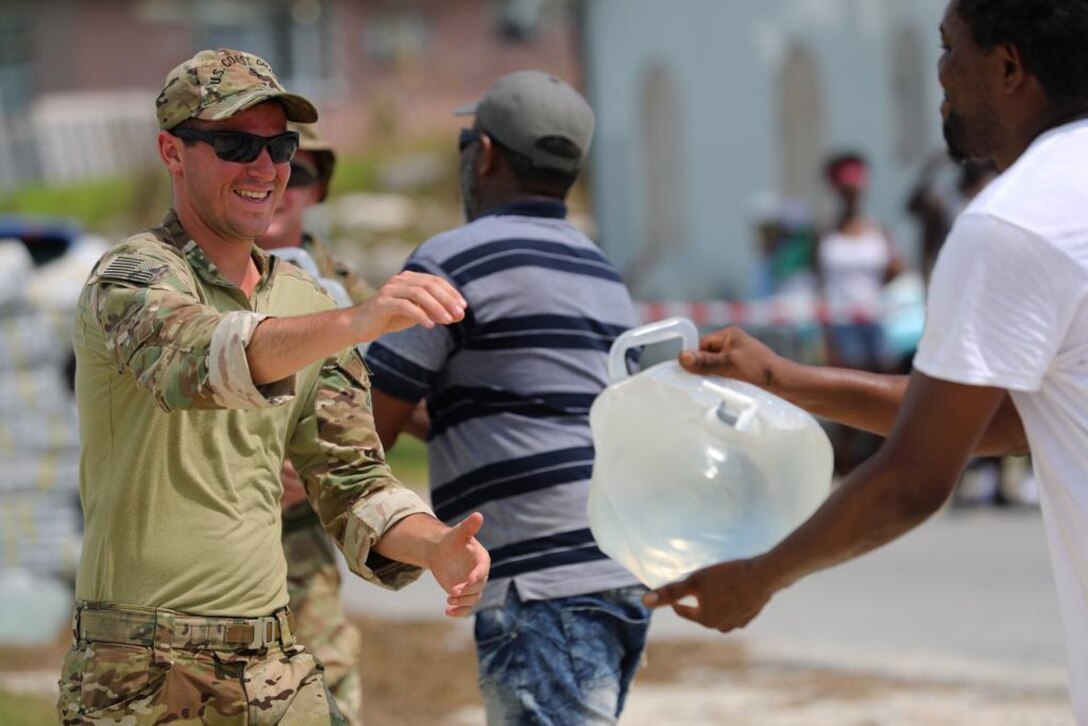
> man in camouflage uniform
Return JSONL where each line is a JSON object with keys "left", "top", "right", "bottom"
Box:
{"left": 58, "top": 48, "right": 489, "bottom": 725}
{"left": 256, "top": 123, "right": 370, "bottom": 723}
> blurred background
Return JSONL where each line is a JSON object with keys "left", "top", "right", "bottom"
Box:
{"left": 0, "top": 1, "right": 1068, "bottom": 724}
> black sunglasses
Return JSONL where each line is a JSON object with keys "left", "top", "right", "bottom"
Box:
{"left": 169, "top": 128, "right": 300, "bottom": 164}
{"left": 287, "top": 161, "right": 319, "bottom": 189}
{"left": 459, "top": 127, "right": 482, "bottom": 152}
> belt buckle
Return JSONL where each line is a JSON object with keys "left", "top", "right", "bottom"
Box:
{"left": 247, "top": 616, "right": 277, "bottom": 650}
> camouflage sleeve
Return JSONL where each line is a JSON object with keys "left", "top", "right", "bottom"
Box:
{"left": 288, "top": 346, "right": 432, "bottom": 590}
{"left": 89, "top": 250, "right": 295, "bottom": 411}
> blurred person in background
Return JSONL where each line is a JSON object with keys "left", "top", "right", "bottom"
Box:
{"left": 645, "top": 1, "right": 1088, "bottom": 720}
{"left": 751, "top": 195, "right": 819, "bottom": 299}
{"left": 61, "top": 48, "right": 488, "bottom": 724}
{"left": 367, "top": 71, "right": 651, "bottom": 725}
{"left": 255, "top": 122, "right": 369, "bottom": 724}
{"left": 258, "top": 122, "right": 374, "bottom": 303}
{"left": 817, "top": 152, "right": 902, "bottom": 473}
{"left": 907, "top": 152, "right": 998, "bottom": 282}
{"left": 817, "top": 151, "right": 902, "bottom": 372}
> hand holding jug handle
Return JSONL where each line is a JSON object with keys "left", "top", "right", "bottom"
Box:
{"left": 608, "top": 317, "right": 700, "bottom": 383}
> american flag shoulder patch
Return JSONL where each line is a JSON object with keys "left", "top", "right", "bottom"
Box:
{"left": 98, "top": 255, "right": 168, "bottom": 286}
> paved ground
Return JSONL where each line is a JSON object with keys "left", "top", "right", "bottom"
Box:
{"left": 345, "top": 505, "right": 1072, "bottom": 703}
{"left": 1, "top": 505, "right": 1072, "bottom": 724}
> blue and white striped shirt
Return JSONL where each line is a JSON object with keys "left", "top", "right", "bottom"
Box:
{"left": 366, "top": 200, "right": 641, "bottom": 608}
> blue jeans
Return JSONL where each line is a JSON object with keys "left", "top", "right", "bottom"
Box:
{"left": 828, "top": 322, "right": 886, "bottom": 370}
{"left": 474, "top": 585, "right": 651, "bottom": 726}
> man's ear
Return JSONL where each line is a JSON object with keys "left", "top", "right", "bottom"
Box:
{"left": 307, "top": 183, "right": 327, "bottom": 206}
{"left": 999, "top": 42, "right": 1027, "bottom": 94}
{"left": 476, "top": 133, "right": 497, "bottom": 176}
{"left": 158, "top": 131, "right": 184, "bottom": 173}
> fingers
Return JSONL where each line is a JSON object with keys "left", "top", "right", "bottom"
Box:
{"left": 679, "top": 350, "right": 714, "bottom": 373}
{"left": 447, "top": 566, "right": 488, "bottom": 597}
{"left": 389, "top": 271, "right": 466, "bottom": 324}
{"left": 447, "top": 580, "right": 486, "bottom": 604}
{"left": 355, "top": 273, "right": 470, "bottom": 340}
{"left": 444, "top": 578, "right": 486, "bottom": 618}
{"left": 453, "top": 512, "right": 485, "bottom": 541}
{"left": 444, "top": 603, "right": 476, "bottom": 618}
{"left": 671, "top": 601, "right": 701, "bottom": 622}
{"left": 701, "top": 330, "right": 729, "bottom": 353}
{"left": 679, "top": 328, "right": 742, "bottom": 374}
{"left": 373, "top": 272, "right": 467, "bottom": 328}
{"left": 678, "top": 350, "right": 700, "bottom": 370}
{"left": 642, "top": 577, "right": 694, "bottom": 609}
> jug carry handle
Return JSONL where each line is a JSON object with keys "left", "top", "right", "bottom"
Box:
{"left": 608, "top": 317, "right": 700, "bottom": 382}
{"left": 702, "top": 379, "right": 759, "bottom": 432}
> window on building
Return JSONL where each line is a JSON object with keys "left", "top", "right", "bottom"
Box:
{"left": 361, "top": 10, "right": 429, "bottom": 68}
{"left": 0, "top": 6, "right": 33, "bottom": 117}
{"left": 194, "top": 0, "right": 332, "bottom": 97}
{"left": 890, "top": 22, "right": 929, "bottom": 162}
{"left": 631, "top": 59, "right": 687, "bottom": 291}
{"left": 777, "top": 41, "right": 825, "bottom": 210}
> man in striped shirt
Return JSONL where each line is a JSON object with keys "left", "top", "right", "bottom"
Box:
{"left": 367, "top": 71, "right": 650, "bottom": 725}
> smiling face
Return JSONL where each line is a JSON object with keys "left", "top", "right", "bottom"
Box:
{"left": 164, "top": 101, "right": 290, "bottom": 246}
{"left": 938, "top": 0, "right": 1003, "bottom": 163}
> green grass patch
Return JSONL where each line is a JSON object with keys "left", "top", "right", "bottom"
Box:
{"left": 0, "top": 687, "right": 55, "bottom": 725}
{"left": 331, "top": 135, "right": 458, "bottom": 198}
{"left": 385, "top": 435, "right": 430, "bottom": 497}
{"left": 328, "top": 154, "right": 381, "bottom": 196}
{"left": 0, "top": 177, "right": 137, "bottom": 229}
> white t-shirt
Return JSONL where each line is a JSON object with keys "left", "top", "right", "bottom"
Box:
{"left": 915, "top": 118, "right": 1088, "bottom": 723}
{"left": 818, "top": 227, "right": 892, "bottom": 317}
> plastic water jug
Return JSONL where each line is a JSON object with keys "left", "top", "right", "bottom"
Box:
{"left": 588, "top": 318, "right": 833, "bottom": 589}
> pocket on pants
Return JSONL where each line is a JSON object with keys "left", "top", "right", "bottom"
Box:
{"left": 474, "top": 603, "right": 522, "bottom": 689}
{"left": 474, "top": 604, "right": 518, "bottom": 650}
{"left": 76, "top": 642, "right": 172, "bottom": 718}
{"left": 557, "top": 588, "right": 650, "bottom": 686}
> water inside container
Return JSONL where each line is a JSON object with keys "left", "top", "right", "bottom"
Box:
{"left": 588, "top": 320, "right": 833, "bottom": 589}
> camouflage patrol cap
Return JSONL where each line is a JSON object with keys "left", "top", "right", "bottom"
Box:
{"left": 156, "top": 48, "right": 318, "bottom": 130}
{"left": 289, "top": 122, "right": 336, "bottom": 201}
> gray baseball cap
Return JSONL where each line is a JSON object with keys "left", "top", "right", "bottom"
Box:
{"left": 455, "top": 70, "right": 594, "bottom": 173}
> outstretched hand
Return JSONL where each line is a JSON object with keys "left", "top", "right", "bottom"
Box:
{"left": 679, "top": 326, "right": 782, "bottom": 391}
{"left": 430, "top": 512, "right": 490, "bottom": 618}
{"left": 642, "top": 557, "right": 777, "bottom": 633}
{"left": 352, "top": 271, "right": 467, "bottom": 342}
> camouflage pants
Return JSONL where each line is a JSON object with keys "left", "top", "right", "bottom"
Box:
{"left": 283, "top": 510, "right": 364, "bottom": 725}
{"left": 57, "top": 602, "right": 344, "bottom": 725}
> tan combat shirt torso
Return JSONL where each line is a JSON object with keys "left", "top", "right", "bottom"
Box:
{"left": 72, "top": 210, "right": 430, "bottom": 617}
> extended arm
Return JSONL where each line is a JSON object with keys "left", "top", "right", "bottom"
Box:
{"left": 372, "top": 512, "right": 489, "bottom": 617}
{"left": 288, "top": 348, "right": 488, "bottom": 617}
{"left": 91, "top": 249, "right": 464, "bottom": 412}
{"left": 680, "top": 326, "right": 1028, "bottom": 456}
{"left": 646, "top": 372, "right": 1008, "bottom": 630}
{"left": 247, "top": 271, "right": 466, "bottom": 385}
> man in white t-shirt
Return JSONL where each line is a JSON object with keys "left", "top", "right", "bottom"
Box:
{"left": 643, "top": 1, "right": 1088, "bottom": 720}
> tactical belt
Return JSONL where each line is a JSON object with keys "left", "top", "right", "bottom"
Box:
{"left": 74, "top": 602, "right": 297, "bottom": 652}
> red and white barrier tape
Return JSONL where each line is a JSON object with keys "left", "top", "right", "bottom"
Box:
{"left": 636, "top": 299, "right": 884, "bottom": 328}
